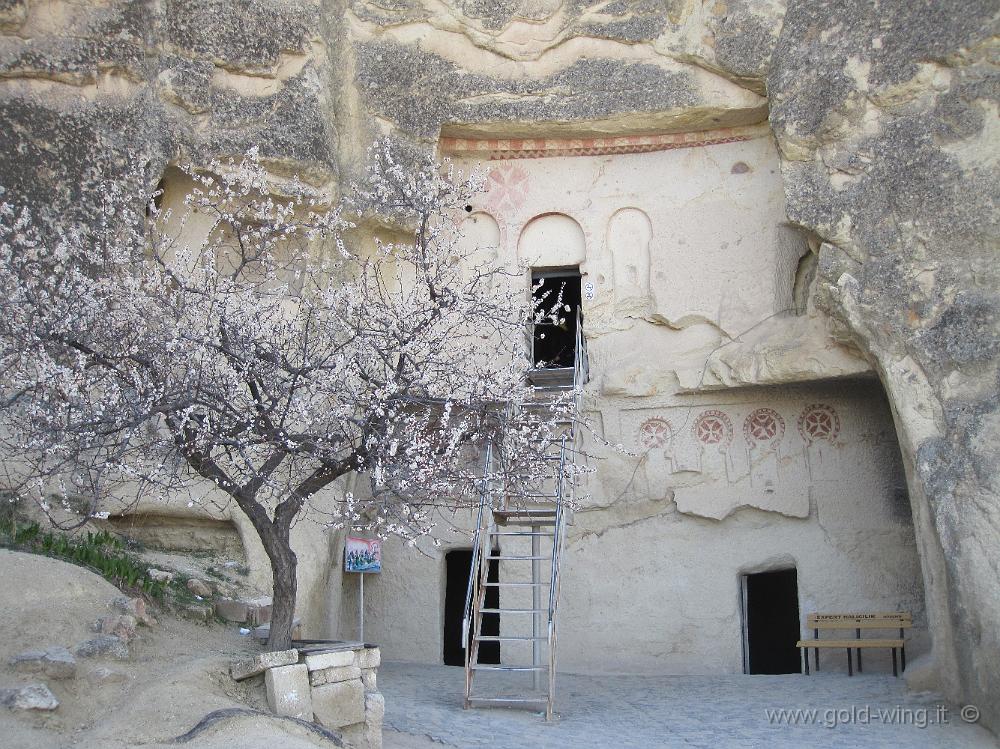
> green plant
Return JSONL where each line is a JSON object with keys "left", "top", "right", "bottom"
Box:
{"left": 0, "top": 516, "right": 167, "bottom": 599}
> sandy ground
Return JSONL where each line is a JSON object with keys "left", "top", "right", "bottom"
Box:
{"left": 0, "top": 549, "right": 342, "bottom": 749}
{"left": 10, "top": 550, "right": 988, "bottom": 749}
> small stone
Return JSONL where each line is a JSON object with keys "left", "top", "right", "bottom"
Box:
{"left": 186, "top": 578, "right": 213, "bottom": 597}
{"left": 110, "top": 596, "right": 156, "bottom": 626}
{"left": 147, "top": 568, "right": 173, "bottom": 583}
{"left": 0, "top": 683, "right": 59, "bottom": 711}
{"left": 230, "top": 649, "right": 298, "bottom": 681}
{"left": 312, "top": 678, "right": 365, "bottom": 729}
{"left": 265, "top": 663, "right": 312, "bottom": 720}
{"left": 9, "top": 647, "right": 77, "bottom": 680}
{"left": 74, "top": 634, "right": 129, "bottom": 660}
{"left": 304, "top": 650, "right": 354, "bottom": 671}
{"left": 356, "top": 647, "right": 381, "bottom": 670}
{"left": 215, "top": 598, "right": 249, "bottom": 623}
{"left": 361, "top": 668, "right": 377, "bottom": 692}
{"left": 96, "top": 614, "right": 137, "bottom": 643}
{"left": 180, "top": 603, "right": 214, "bottom": 622}
{"left": 310, "top": 665, "right": 361, "bottom": 687}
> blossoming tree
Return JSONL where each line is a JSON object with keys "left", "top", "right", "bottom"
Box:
{"left": 0, "top": 142, "right": 575, "bottom": 650}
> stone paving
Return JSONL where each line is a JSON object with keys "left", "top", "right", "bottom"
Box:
{"left": 380, "top": 662, "right": 998, "bottom": 749}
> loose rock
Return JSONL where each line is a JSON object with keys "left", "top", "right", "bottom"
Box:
{"left": 9, "top": 647, "right": 77, "bottom": 680}
{"left": 95, "top": 614, "right": 138, "bottom": 643}
{"left": 74, "top": 634, "right": 129, "bottom": 660}
{"left": 0, "top": 683, "right": 59, "bottom": 711}
{"left": 186, "top": 578, "right": 213, "bottom": 597}
{"left": 110, "top": 596, "right": 156, "bottom": 626}
{"left": 180, "top": 603, "right": 214, "bottom": 622}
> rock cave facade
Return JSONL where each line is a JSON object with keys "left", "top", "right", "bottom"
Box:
{"left": 1, "top": 0, "right": 996, "bottom": 732}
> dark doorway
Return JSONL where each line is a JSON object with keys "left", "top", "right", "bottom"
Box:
{"left": 443, "top": 549, "right": 500, "bottom": 667}
{"left": 743, "top": 568, "right": 801, "bottom": 674}
{"left": 532, "top": 268, "right": 581, "bottom": 369}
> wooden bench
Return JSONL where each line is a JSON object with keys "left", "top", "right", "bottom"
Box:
{"left": 797, "top": 613, "right": 911, "bottom": 677}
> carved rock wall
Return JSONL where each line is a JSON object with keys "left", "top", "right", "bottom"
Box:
{"left": 0, "top": 0, "right": 997, "bottom": 729}
{"left": 766, "top": 0, "right": 1000, "bottom": 727}
{"left": 0, "top": 0, "right": 339, "bottom": 230}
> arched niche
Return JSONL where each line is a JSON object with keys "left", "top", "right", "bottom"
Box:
{"left": 517, "top": 213, "right": 586, "bottom": 268}
{"left": 458, "top": 211, "right": 501, "bottom": 266}
{"left": 455, "top": 211, "right": 502, "bottom": 288}
{"left": 607, "top": 207, "right": 652, "bottom": 305}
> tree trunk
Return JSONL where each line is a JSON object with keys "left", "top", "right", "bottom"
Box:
{"left": 264, "top": 538, "right": 299, "bottom": 652}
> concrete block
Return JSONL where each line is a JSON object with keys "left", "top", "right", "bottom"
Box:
{"left": 355, "top": 647, "right": 381, "bottom": 669}
{"left": 230, "top": 648, "right": 298, "bottom": 681}
{"left": 365, "top": 691, "right": 384, "bottom": 725}
{"left": 340, "top": 692, "right": 384, "bottom": 749}
{"left": 312, "top": 678, "right": 365, "bottom": 728}
{"left": 265, "top": 663, "right": 312, "bottom": 720}
{"left": 304, "top": 649, "right": 355, "bottom": 671}
{"left": 310, "top": 664, "right": 361, "bottom": 687}
{"left": 339, "top": 722, "right": 367, "bottom": 749}
{"left": 362, "top": 668, "right": 377, "bottom": 692}
{"left": 216, "top": 596, "right": 271, "bottom": 625}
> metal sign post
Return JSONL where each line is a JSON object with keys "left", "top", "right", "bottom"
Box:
{"left": 345, "top": 536, "right": 381, "bottom": 644}
{"left": 358, "top": 571, "right": 364, "bottom": 643}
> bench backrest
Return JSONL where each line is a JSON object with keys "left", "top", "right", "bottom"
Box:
{"left": 807, "top": 612, "right": 912, "bottom": 629}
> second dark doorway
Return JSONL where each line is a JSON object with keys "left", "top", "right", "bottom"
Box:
{"left": 443, "top": 549, "right": 500, "bottom": 667}
{"left": 743, "top": 568, "right": 801, "bottom": 674}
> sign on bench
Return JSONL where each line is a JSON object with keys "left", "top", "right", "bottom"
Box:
{"left": 797, "top": 612, "right": 911, "bottom": 677}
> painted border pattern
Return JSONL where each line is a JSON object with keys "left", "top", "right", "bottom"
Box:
{"left": 440, "top": 124, "right": 770, "bottom": 161}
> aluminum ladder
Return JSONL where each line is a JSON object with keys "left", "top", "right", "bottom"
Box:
{"left": 462, "top": 311, "right": 586, "bottom": 720}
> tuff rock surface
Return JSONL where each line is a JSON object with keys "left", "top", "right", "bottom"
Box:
{"left": 767, "top": 0, "right": 1000, "bottom": 727}
{"left": 0, "top": 0, "right": 997, "bottom": 733}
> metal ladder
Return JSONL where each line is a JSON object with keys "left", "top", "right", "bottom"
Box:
{"left": 462, "top": 311, "right": 586, "bottom": 721}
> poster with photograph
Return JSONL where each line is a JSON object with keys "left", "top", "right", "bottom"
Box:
{"left": 345, "top": 536, "right": 382, "bottom": 573}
